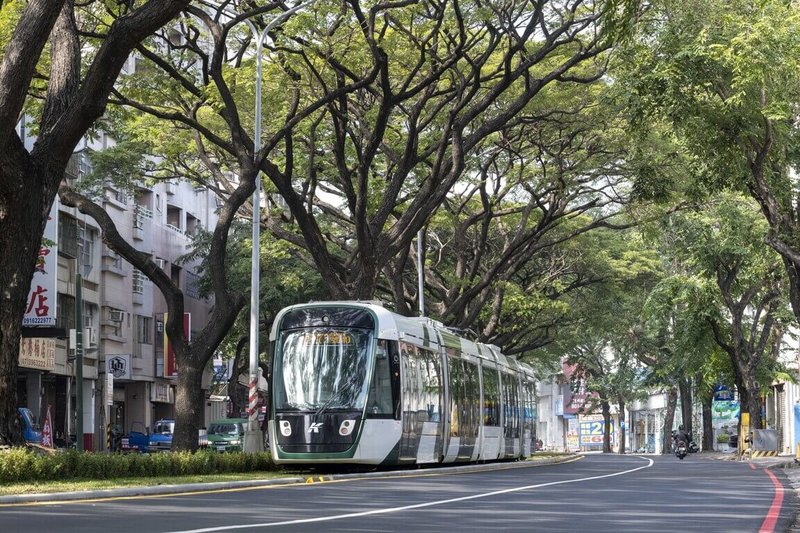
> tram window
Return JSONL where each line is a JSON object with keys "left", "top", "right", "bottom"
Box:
{"left": 448, "top": 357, "right": 462, "bottom": 437}
{"left": 421, "top": 348, "right": 442, "bottom": 423}
{"left": 482, "top": 366, "right": 499, "bottom": 426}
{"left": 366, "top": 340, "right": 394, "bottom": 417}
{"left": 501, "top": 374, "right": 519, "bottom": 438}
{"left": 464, "top": 361, "right": 479, "bottom": 435}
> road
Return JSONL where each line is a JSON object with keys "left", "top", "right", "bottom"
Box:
{"left": 0, "top": 454, "right": 793, "bottom": 532}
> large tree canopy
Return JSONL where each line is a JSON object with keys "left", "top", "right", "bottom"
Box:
{"left": 618, "top": 0, "right": 800, "bottom": 321}
{"left": 107, "top": 0, "right": 636, "bottom": 302}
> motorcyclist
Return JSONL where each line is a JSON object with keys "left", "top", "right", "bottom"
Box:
{"left": 673, "top": 425, "right": 690, "bottom": 449}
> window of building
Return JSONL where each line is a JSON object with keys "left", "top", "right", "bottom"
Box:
{"left": 135, "top": 315, "right": 152, "bottom": 345}
{"left": 109, "top": 186, "right": 127, "bottom": 204}
{"left": 79, "top": 227, "right": 95, "bottom": 276}
{"left": 166, "top": 204, "right": 183, "bottom": 233}
{"left": 58, "top": 214, "right": 79, "bottom": 258}
{"left": 57, "top": 294, "right": 76, "bottom": 331}
{"left": 83, "top": 303, "right": 95, "bottom": 331}
{"left": 78, "top": 152, "right": 92, "bottom": 179}
{"left": 185, "top": 271, "right": 201, "bottom": 300}
{"left": 132, "top": 269, "right": 145, "bottom": 295}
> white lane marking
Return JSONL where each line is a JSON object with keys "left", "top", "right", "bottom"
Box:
{"left": 168, "top": 457, "right": 654, "bottom": 533}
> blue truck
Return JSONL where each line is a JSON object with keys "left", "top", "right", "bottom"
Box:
{"left": 18, "top": 407, "right": 42, "bottom": 444}
{"left": 120, "top": 419, "right": 174, "bottom": 453}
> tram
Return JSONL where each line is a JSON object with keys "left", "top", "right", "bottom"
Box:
{"left": 267, "top": 301, "right": 538, "bottom": 466}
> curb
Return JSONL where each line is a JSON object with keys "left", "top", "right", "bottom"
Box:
{"left": 0, "top": 455, "right": 578, "bottom": 505}
{"left": 0, "top": 476, "right": 305, "bottom": 505}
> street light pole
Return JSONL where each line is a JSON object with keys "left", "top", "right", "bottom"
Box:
{"left": 242, "top": 2, "right": 310, "bottom": 454}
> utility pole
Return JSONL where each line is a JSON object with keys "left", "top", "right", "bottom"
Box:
{"left": 75, "top": 272, "right": 83, "bottom": 452}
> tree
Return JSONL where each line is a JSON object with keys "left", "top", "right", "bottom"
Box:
{"left": 107, "top": 0, "right": 636, "bottom": 304}
{"left": 618, "top": 0, "right": 800, "bottom": 326}
{"left": 555, "top": 228, "right": 662, "bottom": 452}
{"left": 0, "top": 0, "right": 190, "bottom": 446}
{"left": 72, "top": 0, "right": 638, "bottom": 450}
{"left": 652, "top": 193, "right": 791, "bottom": 431}
{"left": 414, "top": 83, "right": 637, "bottom": 353}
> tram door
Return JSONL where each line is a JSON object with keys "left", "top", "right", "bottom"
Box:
{"left": 446, "top": 356, "right": 480, "bottom": 461}
{"left": 398, "top": 343, "right": 444, "bottom": 463}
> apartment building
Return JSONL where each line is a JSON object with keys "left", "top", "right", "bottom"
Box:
{"left": 17, "top": 132, "right": 219, "bottom": 449}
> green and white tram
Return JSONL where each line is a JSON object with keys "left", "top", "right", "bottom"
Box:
{"left": 267, "top": 301, "right": 538, "bottom": 465}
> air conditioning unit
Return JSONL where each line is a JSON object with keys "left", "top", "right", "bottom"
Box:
{"left": 156, "top": 258, "right": 167, "bottom": 269}
{"left": 109, "top": 309, "right": 124, "bottom": 322}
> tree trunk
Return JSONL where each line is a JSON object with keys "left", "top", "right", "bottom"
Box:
{"left": 701, "top": 389, "right": 713, "bottom": 452}
{"left": 618, "top": 398, "right": 626, "bottom": 454}
{"left": 663, "top": 386, "right": 678, "bottom": 454}
{"left": 678, "top": 377, "right": 692, "bottom": 435}
{"left": 173, "top": 364, "right": 204, "bottom": 450}
{"left": 601, "top": 400, "right": 612, "bottom": 453}
{"left": 744, "top": 376, "right": 762, "bottom": 435}
{"left": 0, "top": 152, "right": 48, "bottom": 446}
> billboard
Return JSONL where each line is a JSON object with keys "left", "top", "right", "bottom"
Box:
{"left": 18, "top": 338, "right": 56, "bottom": 371}
{"left": 579, "top": 417, "right": 615, "bottom": 446}
{"left": 23, "top": 202, "right": 58, "bottom": 327}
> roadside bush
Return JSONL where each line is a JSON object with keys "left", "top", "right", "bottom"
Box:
{"left": 0, "top": 448, "right": 274, "bottom": 484}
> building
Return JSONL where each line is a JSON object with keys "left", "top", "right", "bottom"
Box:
{"left": 17, "top": 130, "right": 219, "bottom": 449}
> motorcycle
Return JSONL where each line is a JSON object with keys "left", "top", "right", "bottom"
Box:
{"left": 674, "top": 440, "right": 688, "bottom": 460}
{"left": 688, "top": 440, "right": 700, "bottom": 453}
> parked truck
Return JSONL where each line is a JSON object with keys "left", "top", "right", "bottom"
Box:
{"left": 118, "top": 419, "right": 174, "bottom": 453}
{"left": 17, "top": 407, "right": 42, "bottom": 445}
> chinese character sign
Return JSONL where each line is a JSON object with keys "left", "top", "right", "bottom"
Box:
{"left": 23, "top": 202, "right": 58, "bottom": 327}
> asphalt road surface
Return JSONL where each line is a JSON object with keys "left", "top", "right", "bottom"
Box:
{"left": 0, "top": 454, "right": 793, "bottom": 532}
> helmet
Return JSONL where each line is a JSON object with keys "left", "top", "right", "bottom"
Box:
{"left": 678, "top": 425, "right": 685, "bottom": 431}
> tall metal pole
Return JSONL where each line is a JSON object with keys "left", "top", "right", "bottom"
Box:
{"left": 243, "top": 3, "right": 310, "bottom": 453}
{"left": 417, "top": 231, "right": 425, "bottom": 317}
{"left": 243, "top": 20, "right": 265, "bottom": 454}
{"left": 75, "top": 272, "right": 84, "bottom": 452}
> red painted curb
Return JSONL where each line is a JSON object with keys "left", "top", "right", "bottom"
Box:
{"left": 759, "top": 468, "right": 785, "bottom": 533}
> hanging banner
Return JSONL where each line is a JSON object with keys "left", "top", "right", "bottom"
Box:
{"left": 42, "top": 405, "right": 53, "bottom": 448}
{"left": 106, "top": 373, "right": 114, "bottom": 406}
{"left": 23, "top": 201, "right": 58, "bottom": 326}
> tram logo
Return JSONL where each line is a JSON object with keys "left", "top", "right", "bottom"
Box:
{"left": 279, "top": 420, "right": 292, "bottom": 436}
{"left": 308, "top": 422, "right": 324, "bottom": 433}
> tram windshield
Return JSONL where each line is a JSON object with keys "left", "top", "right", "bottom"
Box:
{"left": 275, "top": 327, "right": 372, "bottom": 411}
